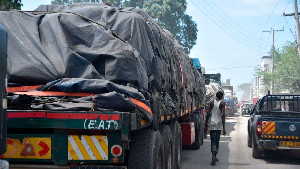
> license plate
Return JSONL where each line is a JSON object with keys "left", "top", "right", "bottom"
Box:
{"left": 2, "top": 137, "right": 51, "bottom": 159}
{"left": 280, "top": 141, "right": 300, "bottom": 147}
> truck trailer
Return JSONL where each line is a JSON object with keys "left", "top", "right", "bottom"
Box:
{"left": 0, "top": 23, "right": 9, "bottom": 169}
{"left": 0, "top": 3, "right": 206, "bottom": 168}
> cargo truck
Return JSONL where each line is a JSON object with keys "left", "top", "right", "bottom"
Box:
{"left": 222, "top": 86, "right": 238, "bottom": 115}
{"left": 0, "top": 24, "right": 9, "bottom": 169}
{"left": 0, "top": 4, "right": 206, "bottom": 169}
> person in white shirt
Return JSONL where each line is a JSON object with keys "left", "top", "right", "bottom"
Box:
{"left": 205, "top": 91, "right": 226, "bottom": 166}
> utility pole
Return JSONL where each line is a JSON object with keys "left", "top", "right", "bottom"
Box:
{"left": 283, "top": 0, "right": 300, "bottom": 57}
{"left": 262, "top": 28, "right": 284, "bottom": 94}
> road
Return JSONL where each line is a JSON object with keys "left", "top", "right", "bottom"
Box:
{"left": 182, "top": 110, "right": 300, "bottom": 169}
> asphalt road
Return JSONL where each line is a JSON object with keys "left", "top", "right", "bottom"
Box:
{"left": 182, "top": 110, "right": 300, "bottom": 169}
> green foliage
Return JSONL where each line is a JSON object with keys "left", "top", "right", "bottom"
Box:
{"left": 255, "top": 42, "right": 300, "bottom": 94}
{"left": 274, "top": 42, "right": 300, "bottom": 93}
{"left": 237, "top": 83, "right": 252, "bottom": 92}
{"left": 51, "top": 0, "right": 197, "bottom": 54}
{"left": 0, "top": 0, "right": 22, "bottom": 10}
{"left": 237, "top": 83, "right": 252, "bottom": 100}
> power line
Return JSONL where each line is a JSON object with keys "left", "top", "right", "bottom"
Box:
{"left": 207, "top": 65, "right": 257, "bottom": 71}
{"left": 210, "top": 0, "right": 269, "bottom": 44}
{"left": 189, "top": 0, "right": 265, "bottom": 53}
{"left": 263, "top": 0, "right": 280, "bottom": 28}
{"left": 271, "top": 1, "right": 291, "bottom": 28}
{"left": 204, "top": 0, "right": 269, "bottom": 47}
{"left": 207, "top": 53, "right": 262, "bottom": 71}
{"left": 284, "top": 16, "right": 297, "bottom": 41}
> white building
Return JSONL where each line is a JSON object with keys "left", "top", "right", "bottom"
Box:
{"left": 254, "top": 56, "right": 273, "bottom": 98}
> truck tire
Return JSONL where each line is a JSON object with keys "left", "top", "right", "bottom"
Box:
{"left": 190, "top": 114, "right": 201, "bottom": 149}
{"left": 170, "top": 122, "right": 182, "bottom": 169}
{"left": 247, "top": 135, "right": 252, "bottom": 148}
{"left": 128, "top": 129, "right": 165, "bottom": 169}
{"left": 252, "top": 133, "right": 262, "bottom": 159}
{"left": 159, "top": 125, "right": 173, "bottom": 169}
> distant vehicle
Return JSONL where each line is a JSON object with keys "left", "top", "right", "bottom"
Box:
{"left": 223, "top": 95, "right": 232, "bottom": 115}
{"left": 222, "top": 86, "right": 238, "bottom": 114}
{"left": 253, "top": 98, "right": 259, "bottom": 105}
{"left": 239, "top": 99, "right": 250, "bottom": 108}
{"left": 204, "top": 73, "right": 221, "bottom": 87}
{"left": 247, "top": 94, "right": 300, "bottom": 159}
{"left": 241, "top": 103, "right": 254, "bottom": 116}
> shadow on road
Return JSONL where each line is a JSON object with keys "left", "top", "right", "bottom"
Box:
{"left": 262, "top": 150, "right": 300, "bottom": 165}
{"left": 182, "top": 112, "right": 238, "bottom": 168}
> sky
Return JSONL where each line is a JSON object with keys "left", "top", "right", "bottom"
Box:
{"left": 21, "top": 0, "right": 297, "bottom": 100}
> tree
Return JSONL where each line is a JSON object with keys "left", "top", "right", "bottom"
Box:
{"left": 255, "top": 42, "right": 300, "bottom": 94}
{"left": 237, "top": 83, "right": 252, "bottom": 100}
{"left": 274, "top": 42, "right": 300, "bottom": 94}
{"left": 0, "top": 0, "right": 22, "bottom": 10}
{"left": 51, "top": 0, "right": 197, "bottom": 54}
{"left": 221, "top": 78, "right": 230, "bottom": 86}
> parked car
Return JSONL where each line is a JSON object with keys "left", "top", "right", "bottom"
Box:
{"left": 242, "top": 103, "right": 254, "bottom": 116}
{"left": 247, "top": 94, "right": 300, "bottom": 159}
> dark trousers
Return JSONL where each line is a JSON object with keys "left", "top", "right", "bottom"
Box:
{"left": 210, "top": 130, "right": 221, "bottom": 153}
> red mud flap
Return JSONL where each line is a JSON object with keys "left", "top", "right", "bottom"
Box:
{"left": 180, "top": 123, "right": 195, "bottom": 146}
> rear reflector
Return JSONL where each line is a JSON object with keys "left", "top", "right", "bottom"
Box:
{"left": 111, "top": 145, "right": 122, "bottom": 157}
{"left": 256, "top": 121, "right": 262, "bottom": 135}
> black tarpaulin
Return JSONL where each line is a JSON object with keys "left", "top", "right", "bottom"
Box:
{"left": 3, "top": 3, "right": 206, "bottom": 121}
{"left": 1, "top": 10, "right": 147, "bottom": 90}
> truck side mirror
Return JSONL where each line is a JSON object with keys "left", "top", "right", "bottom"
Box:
{"left": 0, "top": 25, "right": 7, "bottom": 155}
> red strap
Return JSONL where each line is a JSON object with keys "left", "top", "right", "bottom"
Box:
{"left": 12, "top": 90, "right": 153, "bottom": 116}
{"left": 14, "top": 91, "right": 95, "bottom": 97}
{"left": 7, "top": 85, "right": 43, "bottom": 92}
{"left": 174, "top": 46, "right": 184, "bottom": 89}
{"left": 130, "top": 98, "right": 153, "bottom": 116}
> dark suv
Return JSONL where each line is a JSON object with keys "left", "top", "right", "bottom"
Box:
{"left": 241, "top": 103, "right": 254, "bottom": 116}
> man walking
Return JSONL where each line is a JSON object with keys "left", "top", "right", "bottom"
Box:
{"left": 205, "top": 91, "right": 226, "bottom": 166}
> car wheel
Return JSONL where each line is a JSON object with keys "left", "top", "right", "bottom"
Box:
{"left": 248, "top": 135, "right": 252, "bottom": 148}
{"left": 252, "top": 134, "right": 262, "bottom": 159}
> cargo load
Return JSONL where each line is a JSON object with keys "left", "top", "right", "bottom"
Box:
{"left": 1, "top": 3, "right": 205, "bottom": 123}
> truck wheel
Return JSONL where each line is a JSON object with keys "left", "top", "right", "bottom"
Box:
{"left": 159, "top": 125, "right": 173, "bottom": 169}
{"left": 170, "top": 122, "right": 182, "bottom": 169}
{"left": 128, "top": 129, "right": 165, "bottom": 169}
{"left": 252, "top": 134, "right": 262, "bottom": 159}
{"left": 190, "top": 114, "right": 201, "bottom": 149}
{"left": 247, "top": 135, "right": 252, "bottom": 148}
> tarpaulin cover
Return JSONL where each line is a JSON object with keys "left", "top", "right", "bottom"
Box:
{"left": 205, "top": 83, "right": 222, "bottom": 103}
{"left": 2, "top": 3, "right": 205, "bottom": 121}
